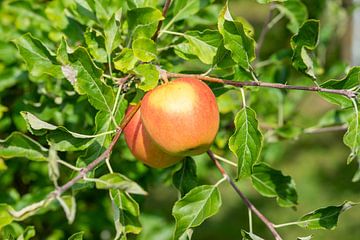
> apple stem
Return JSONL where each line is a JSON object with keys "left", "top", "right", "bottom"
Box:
{"left": 207, "top": 150, "right": 283, "bottom": 240}
{"left": 165, "top": 72, "right": 358, "bottom": 99}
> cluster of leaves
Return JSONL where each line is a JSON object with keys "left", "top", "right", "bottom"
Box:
{"left": 0, "top": 0, "right": 359, "bottom": 239}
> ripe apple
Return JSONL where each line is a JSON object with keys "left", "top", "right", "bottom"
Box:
{"left": 123, "top": 106, "right": 183, "bottom": 168}
{"left": 141, "top": 78, "right": 219, "bottom": 156}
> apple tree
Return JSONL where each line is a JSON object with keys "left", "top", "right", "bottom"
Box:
{"left": 0, "top": 0, "right": 359, "bottom": 239}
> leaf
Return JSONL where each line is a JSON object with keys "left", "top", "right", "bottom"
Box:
{"left": 297, "top": 236, "right": 312, "bottom": 240}
{"left": 68, "top": 232, "right": 84, "bottom": 240}
{"left": 251, "top": 163, "right": 298, "bottom": 207}
{"left": 276, "top": 0, "right": 308, "bottom": 33}
{"left": 0, "top": 204, "right": 13, "bottom": 229}
{"left": 58, "top": 195, "right": 76, "bottom": 224}
{"left": 48, "top": 146, "right": 60, "bottom": 183}
{"left": 320, "top": 67, "right": 360, "bottom": 108}
{"left": 84, "top": 28, "right": 107, "bottom": 63}
{"left": 170, "top": 0, "right": 212, "bottom": 24}
{"left": 290, "top": 20, "right": 319, "bottom": 79}
{"left": 17, "top": 226, "right": 36, "bottom": 240}
{"left": 173, "top": 157, "right": 198, "bottom": 196}
{"left": 114, "top": 48, "right": 138, "bottom": 73}
{"left": 183, "top": 30, "right": 222, "bottom": 65}
{"left": 132, "top": 38, "right": 157, "bottom": 62}
{"left": 298, "top": 201, "right": 358, "bottom": 230}
{"left": 352, "top": 159, "right": 360, "bottom": 182}
{"left": 96, "top": 173, "right": 147, "bottom": 195}
{"left": 21, "top": 111, "right": 96, "bottom": 151}
{"left": 134, "top": 64, "right": 159, "bottom": 91}
{"left": 229, "top": 107, "right": 263, "bottom": 178}
{"left": 0, "top": 132, "right": 48, "bottom": 161}
{"left": 13, "top": 33, "right": 63, "bottom": 80}
{"left": 241, "top": 230, "right": 264, "bottom": 240}
{"left": 218, "top": 3, "right": 256, "bottom": 70}
{"left": 104, "top": 13, "right": 122, "bottom": 55}
{"left": 68, "top": 47, "right": 115, "bottom": 112}
{"left": 343, "top": 112, "right": 360, "bottom": 164}
{"left": 172, "top": 185, "right": 221, "bottom": 239}
{"left": 128, "top": 7, "right": 164, "bottom": 39}
{"left": 110, "top": 189, "right": 142, "bottom": 236}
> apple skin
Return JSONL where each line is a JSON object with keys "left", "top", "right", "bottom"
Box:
{"left": 123, "top": 106, "right": 183, "bottom": 168}
{"left": 141, "top": 78, "right": 219, "bottom": 156}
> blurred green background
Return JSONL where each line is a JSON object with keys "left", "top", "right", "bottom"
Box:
{"left": 0, "top": 0, "right": 359, "bottom": 239}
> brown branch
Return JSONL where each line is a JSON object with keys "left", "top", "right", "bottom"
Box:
{"left": 207, "top": 150, "right": 283, "bottom": 240}
{"left": 56, "top": 102, "right": 141, "bottom": 196}
{"left": 152, "top": 0, "right": 172, "bottom": 41}
{"left": 165, "top": 72, "right": 358, "bottom": 99}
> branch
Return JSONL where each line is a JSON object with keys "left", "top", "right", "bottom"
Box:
{"left": 10, "top": 102, "right": 141, "bottom": 219}
{"left": 152, "top": 0, "right": 172, "bottom": 41}
{"left": 207, "top": 150, "right": 283, "bottom": 240}
{"left": 255, "top": 3, "right": 275, "bottom": 59}
{"left": 165, "top": 72, "right": 358, "bottom": 99}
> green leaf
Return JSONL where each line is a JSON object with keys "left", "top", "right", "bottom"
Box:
{"left": 352, "top": 159, "right": 360, "bottom": 182}
{"left": 96, "top": 173, "right": 147, "bottom": 195}
{"left": 251, "top": 163, "right": 298, "bottom": 207}
{"left": 183, "top": 30, "right": 222, "bottom": 65}
{"left": 17, "top": 226, "right": 36, "bottom": 240}
{"left": 68, "top": 232, "right": 84, "bottom": 240}
{"left": 0, "top": 204, "right": 13, "bottom": 229}
{"left": 45, "top": 0, "right": 69, "bottom": 29}
{"left": 13, "top": 33, "right": 62, "bottom": 79}
{"left": 104, "top": 12, "right": 122, "bottom": 55}
{"left": 48, "top": 146, "right": 60, "bottom": 184}
{"left": 298, "top": 201, "right": 358, "bottom": 230}
{"left": 297, "top": 236, "right": 312, "bottom": 240}
{"left": 276, "top": 0, "right": 308, "bottom": 33}
{"left": 172, "top": 185, "right": 221, "bottom": 239}
{"left": 128, "top": 7, "right": 164, "bottom": 39}
{"left": 21, "top": 111, "right": 95, "bottom": 151}
{"left": 134, "top": 64, "right": 159, "bottom": 91}
{"left": 68, "top": 47, "right": 115, "bottom": 112}
{"left": 343, "top": 112, "right": 360, "bottom": 164}
{"left": 229, "top": 107, "right": 263, "bottom": 178}
{"left": 84, "top": 28, "right": 107, "bottom": 63}
{"left": 218, "top": 3, "right": 255, "bottom": 70}
{"left": 241, "top": 230, "right": 264, "bottom": 240}
{"left": 320, "top": 67, "right": 360, "bottom": 108}
{"left": 0, "top": 132, "right": 47, "bottom": 161}
{"left": 132, "top": 38, "right": 157, "bottom": 62}
{"left": 110, "top": 190, "right": 142, "bottom": 236}
{"left": 170, "top": 0, "right": 212, "bottom": 24}
{"left": 290, "top": 20, "right": 319, "bottom": 79}
{"left": 58, "top": 195, "right": 76, "bottom": 224}
{"left": 173, "top": 157, "right": 198, "bottom": 196}
{"left": 114, "top": 48, "right": 138, "bottom": 73}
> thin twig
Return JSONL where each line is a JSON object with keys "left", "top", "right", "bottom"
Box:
{"left": 304, "top": 125, "right": 347, "bottom": 134}
{"left": 207, "top": 150, "right": 283, "bottom": 240}
{"left": 152, "top": 0, "right": 172, "bottom": 41}
{"left": 165, "top": 72, "right": 358, "bottom": 99}
{"left": 255, "top": 3, "right": 275, "bottom": 60}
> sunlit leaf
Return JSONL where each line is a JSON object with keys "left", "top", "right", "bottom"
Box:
{"left": 58, "top": 195, "right": 76, "bottom": 224}
{"left": 114, "top": 48, "right": 138, "bottom": 73}
{"left": 128, "top": 7, "right": 163, "bottom": 39}
{"left": 172, "top": 185, "right": 221, "bottom": 239}
{"left": 68, "top": 232, "right": 84, "bottom": 240}
{"left": 132, "top": 38, "right": 157, "bottom": 62}
{"left": 218, "top": 3, "right": 255, "bottom": 70}
{"left": 241, "top": 230, "right": 264, "bottom": 240}
{"left": 0, "top": 204, "right": 13, "bottom": 229}
{"left": 0, "top": 132, "right": 47, "bottom": 161}
{"left": 343, "top": 112, "right": 360, "bottom": 164}
{"left": 276, "top": 0, "right": 308, "bottom": 33}
{"left": 134, "top": 64, "right": 159, "bottom": 91}
{"left": 229, "top": 107, "right": 263, "bottom": 178}
{"left": 96, "top": 173, "right": 147, "bottom": 195}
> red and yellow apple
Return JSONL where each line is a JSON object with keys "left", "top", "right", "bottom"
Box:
{"left": 123, "top": 106, "right": 183, "bottom": 168}
{"left": 140, "top": 78, "right": 219, "bottom": 156}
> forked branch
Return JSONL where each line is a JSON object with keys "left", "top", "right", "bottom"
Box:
{"left": 207, "top": 150, "right": 283, "bottom": 240}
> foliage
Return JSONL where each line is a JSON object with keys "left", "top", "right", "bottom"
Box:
{"left": 0, "top": 0, "right": 359, "bottom": 239}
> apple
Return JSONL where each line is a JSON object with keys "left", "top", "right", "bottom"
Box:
{"left": 141, "top": 77, "right": 219, "bottom": 156}
{"left": 123, "top": 106, "right": 183, "bottom": 168}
